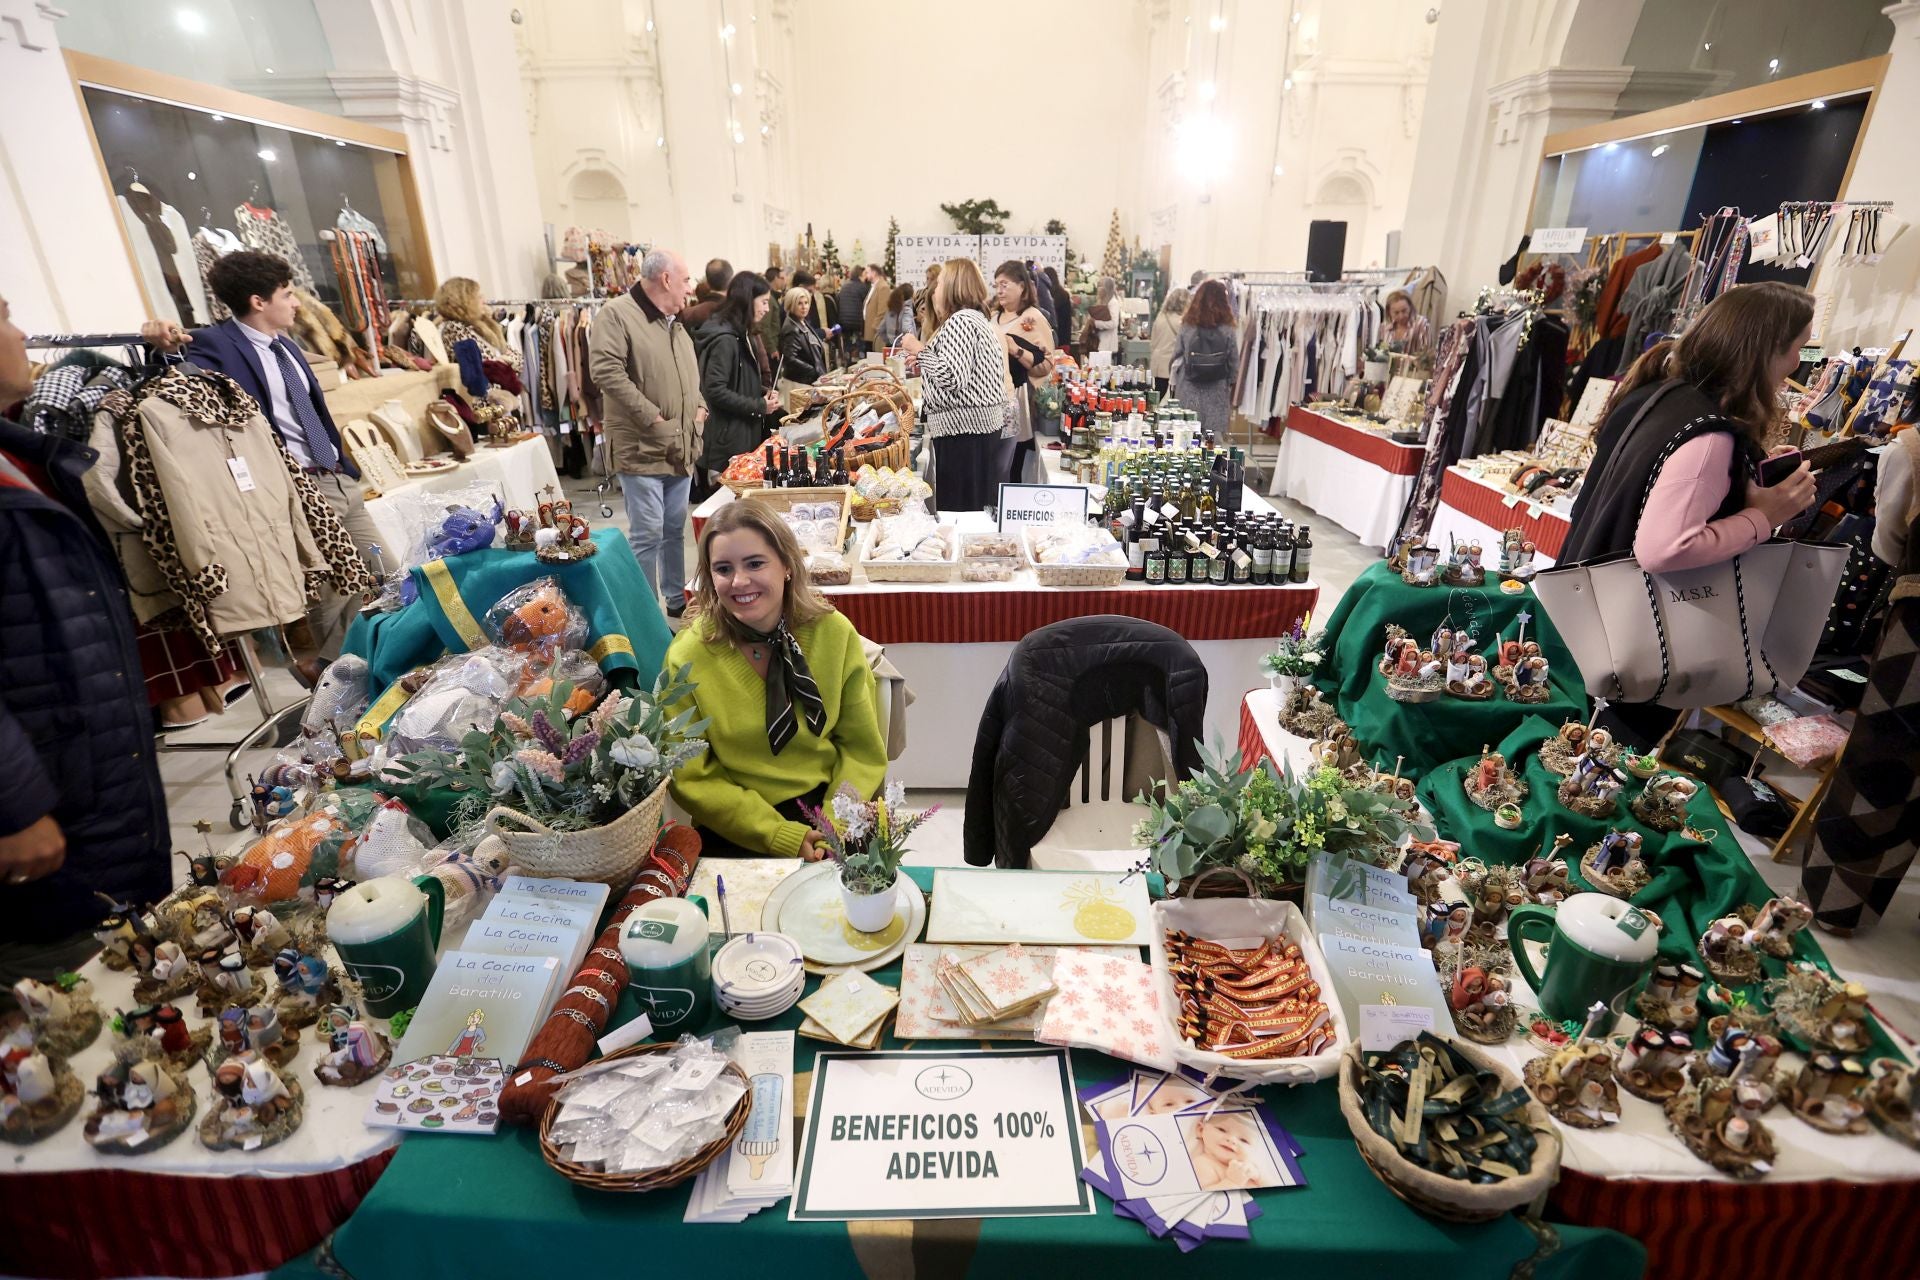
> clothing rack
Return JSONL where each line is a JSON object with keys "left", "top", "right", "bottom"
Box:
{"left": 22, "top": 333, "right": 311, "bottom": 825}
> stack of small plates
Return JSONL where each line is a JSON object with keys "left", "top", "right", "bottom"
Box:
{"left": 711, "top": 931, "right": 806, "bottom": 1021}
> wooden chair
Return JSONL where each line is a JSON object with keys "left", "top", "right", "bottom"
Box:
{"left": 1688, "top": 703, "right": 1848, "bottom": 864}
{"left": 1029, "top": 715, "right": 1170, "bottom": 872}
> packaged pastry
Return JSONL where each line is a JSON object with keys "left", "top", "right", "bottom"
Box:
{"left": 806, "top": 550, "right": 853, "bottom": 586}
{"left": 960, "top": 532, "right": 1021, "bottom": 560}
{"left": 961, "top": 558, "right": 1016, "bottom": 583}
{"left": 1027, "top": 525, "right": 1126, "bottom": 567}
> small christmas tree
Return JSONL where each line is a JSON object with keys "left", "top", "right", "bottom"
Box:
{"left": 821, "top": 230, "right": 841, "bottom": 274}
{"left": 1100, "top": 209, "right": 1125, "bottom": 282}
{"left": 1046, "top": 218, "right": 1074, "bottom": 279}
{"left": 884, "top": 216, "right": 900, "bottom": 279}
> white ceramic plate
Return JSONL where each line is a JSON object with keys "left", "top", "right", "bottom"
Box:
{"left": 758, "top": 863, "right": 925, "bottom": 973}
{"left": 712, "top": 932, "right": 806, "bottom": 996}
{"left": 715, "top": 975, "right": 805, "bottom": 1010}
{"left": 925, "top": 867, "right": 1154, "bottom": 947}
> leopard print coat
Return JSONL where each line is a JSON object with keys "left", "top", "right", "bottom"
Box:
{"left": 112, "top": 369, "right": 375, "bottom": 651}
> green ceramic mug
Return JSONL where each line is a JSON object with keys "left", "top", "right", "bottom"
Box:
{"left": 619, "top": 895, "right": 713, "bottom": 1035}
{"left": 1508, "top": 892, "right": 1660, "bottom": 1025}
{"left": 326, "top": 875, "right": 446, "bottom": 1019}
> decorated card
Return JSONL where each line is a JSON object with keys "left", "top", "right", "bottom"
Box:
{"left": 363, "top": 1055, "right": 505, "bottom": 1134}
{"left": 798, "top": 972, "right": 899, "bottom": 1045}
{"left": 1101, "top": 1107, "right": 1298, "bottom": 1198}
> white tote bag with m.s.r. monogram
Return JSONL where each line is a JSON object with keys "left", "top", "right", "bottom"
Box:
{"left": 1534, "top": 405, "right": 1846, "bottom": 709}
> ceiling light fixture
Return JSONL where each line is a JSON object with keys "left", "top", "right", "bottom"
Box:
{"left": 263, "top": 66, "right": 274, "bottom": 74}
{"left": 1273, "top": 163, "right": 1284, "bottom": 176}
{"left": 210, "top": 113, "right": 224, "bottom": 122}
{"left": 1768, "top": 57, "right": 1780, "bottom": 73}
{"left": 731, "top": 82, "right": 742, "bottom": 94}
{"left": 1283, "top": 76, "right": 1294, "bottom": 90}
{"left": 335, "top": 139, "right": 346, "bottom": 147}
{"left": 1199, "top": 80, "right": 1216, "bottom": 101}
{"left": 719, "top": 22, "right": 735, "bottom": 40}
{"left": 1811, "top": 98, "right": 1827, "bottom": 109}
{"left": 186, "top": 171, "right": 197, "bottom": 180}
{"left": 1702, "top": 42, "right": 1711, "bottom": 51}
{"left": 1209, "top": 15, "right": 1226, "bottom": 32}
{"left": 1651, "top": 143, "right": 1669, "bottom": 157}
{"left": 655, "top": 134, "right": 666, "bottom": 147}
{"left": 174, "top": 9, "right": 205, "bottom": 35}
{"left": 257, "top": 148, "right": 277, "bottom": 162}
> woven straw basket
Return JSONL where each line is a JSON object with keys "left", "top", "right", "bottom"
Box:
{"left": 481, "top": 779, "right": 668, "bottom": 887}
{"left": 1336, "top": 1039, "right": 1561, "bottom": 1223}
{"left": 539, "top": 1041, "right": 751, "bottom": 1192}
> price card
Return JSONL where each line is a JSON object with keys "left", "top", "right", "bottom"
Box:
{"left": 791, "top": 1049, "right": 1091, "bottom": 1221}
{"left": 1529, "top": 226, "right": 1588, "bottom": 255}
{"left": 227, "top": 457, "right": 256, "bottom": 493}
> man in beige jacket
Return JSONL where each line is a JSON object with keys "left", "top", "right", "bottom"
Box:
{"left": 589, "top": 249, "right": 706, "bottom": 615}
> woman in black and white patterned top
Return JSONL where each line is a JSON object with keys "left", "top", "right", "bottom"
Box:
{"left": 900, "top": 257, "right": 1008, "bottom": 512}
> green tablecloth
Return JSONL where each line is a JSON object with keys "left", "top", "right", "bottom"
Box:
{"left": 1317, "top": 562, "right": 1585, "bottom": 774}
{"left": 1417, "top": 717, "right": 1897, "bottom": 1059}
{"left": 274, "top": 867, "right": 1643, "bottom": 1280}
{"left": 342, "top": 527, "right": 671, "bottom": 696}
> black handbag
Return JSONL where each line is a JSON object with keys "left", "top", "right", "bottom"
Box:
{"left": 1665, "top": 730, "right": 1758, "bottom": 786}
{"left": 1718, "top": 774, "right": 1792, "bottom": 839}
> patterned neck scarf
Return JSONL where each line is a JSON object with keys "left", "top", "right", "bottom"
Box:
{"left": 748, "top": 621, "right": 826, "bottom": 753}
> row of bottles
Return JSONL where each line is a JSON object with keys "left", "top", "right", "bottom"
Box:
{"left": 1116, "top": 506, "right": 1312, "bottom": 586}
{"left": 760, "top": 443, "right": 851, "bottom": 487}
{"left": 1099, "top": 444, "right": 1247, "bottom": 521}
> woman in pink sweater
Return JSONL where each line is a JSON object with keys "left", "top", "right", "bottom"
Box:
{"left": 1561, "top": 282, "right": 1818, "bottom": 742}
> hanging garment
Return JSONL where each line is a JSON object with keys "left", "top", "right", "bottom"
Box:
{"left": 82, "top": 390, "right": 179, "bottom": 626}
{"left": 1405, "top": 266, "right": 1449, "bottom": 340}
{"left": 1615, "top": 243, "right": 1693, "bottom": 374}
{"left": 1593, "top": 241, "right": 1662, "bottom": 340}
{"left": 1396, "top": 316, "right": 1480, "bottom": 545}
{"left": 120, "top": 191, "right": 208, "bottom": 327}
{"left": 233, "top": 201, "right": 317, "bottom": 292}
{"left": 21, "top": 358, "right": 139, "bottom": 443}
{"left": 335, "top": 205, "right": 388, "bottom": 257}
{"left": 192, "top": 227, "right": 246, "bottom": 322}
{"left": 112, "top": 368, "right": 372, "bottom": 649}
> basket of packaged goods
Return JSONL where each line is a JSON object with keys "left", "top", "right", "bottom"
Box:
{"left": 740, "top": 486, "right": 852, "bottom": 552}
{"left": 958, "top": 531, "right": 1024, "bottom": 583}
{"left": 850, "top": 464, "right": 932, "bottom": 521}
{"left": 1025, "top": 525, "right": 1128, "bottom": 587}
{"left": 859, "top": 514, "right": 956, "bottom": 582}
{"left": 539, "top": 1040, "right": 751, "bottom": 1193}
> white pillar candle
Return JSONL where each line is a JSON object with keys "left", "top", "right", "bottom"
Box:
{"left": 327, "top": 876, "right": 426, "bottom": 945}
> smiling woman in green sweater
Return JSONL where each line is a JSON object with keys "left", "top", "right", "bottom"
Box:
{"left": 666, "top": 500, "right": 887, "bottom": 857}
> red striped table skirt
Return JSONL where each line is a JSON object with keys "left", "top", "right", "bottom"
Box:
{"left": 1238, "top": 691, "right": 1271, "bottom": 768}
{"left": 1551, "top": 1167, "right": 1920, "bottom": 1280}
{"left": 825, "top": 581, "right": 1318, "bottom": 645}
{"left": 1437, "top": 467, "right": 1572, "bottom": 558}
{"left": 1285, "top": 405, "right": 1426, "bottom": 476}
{"left": 0, "top": 1152, "right": 394, "bottom": 1279}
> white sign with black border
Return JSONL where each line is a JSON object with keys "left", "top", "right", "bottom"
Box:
{"left": 996, "top": 482, "right": 1090, "bottom": 532}
{"left": 790, "top": 1048, "right": 1092, "bottom": 1221}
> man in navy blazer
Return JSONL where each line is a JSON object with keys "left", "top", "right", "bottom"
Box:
{"left": 142, "top": 250, "right": 375, "bottom": 684}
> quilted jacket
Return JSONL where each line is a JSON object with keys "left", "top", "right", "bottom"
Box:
{"left": 0, "top": 416, "right": 171, "bottom": 943}
{"left": 963, "top": 616, "right": 1209, "bottom": 869}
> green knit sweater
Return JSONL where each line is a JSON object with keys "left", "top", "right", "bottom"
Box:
{"left": 666, "top": 610, "right": 886, "bottom": 856}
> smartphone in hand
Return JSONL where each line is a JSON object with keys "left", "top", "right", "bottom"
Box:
{"left": 1756, "top": 449, "right": 1803, "bottom": 487}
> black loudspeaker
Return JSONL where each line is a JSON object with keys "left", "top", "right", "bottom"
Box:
{"left": 1306, "top": 220, "right": 1347, "bottom": 282}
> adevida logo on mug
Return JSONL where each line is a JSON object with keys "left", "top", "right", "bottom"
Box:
{"left": 344, "top": 961, "right": 406, "bottom": 1001}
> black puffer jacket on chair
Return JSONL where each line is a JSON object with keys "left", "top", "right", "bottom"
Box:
{"left": 964, "top": 616, "right": 1208, "bottom": 869}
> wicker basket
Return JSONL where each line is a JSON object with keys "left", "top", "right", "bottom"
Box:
{"left": 539, "top": 1041, "right": 752, "bottom": 1192}
{"left": 1023, "top": 528, "right": 1128, "bottom": 588}
{"left": 741, "top": 485, "right": 853, "bottom": 552}
{"left": 1336, "top": 1039, "right": 1561, "bottom": 1223}
{"left": 858, "top": 523, "right": 956, "bottom": 583}
{"left": 481, "top": 779, "right": 668, "bottom": 887}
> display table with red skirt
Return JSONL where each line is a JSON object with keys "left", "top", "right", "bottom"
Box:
{"left": 1267, "top": 405, "right": 1425, "bottom": 551}
{"left": 1428, "top": 464, "right": 1573, "bottom": 566}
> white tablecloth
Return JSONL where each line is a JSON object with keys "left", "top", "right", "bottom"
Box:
{"left": 1267, "top": 423, "right": 1413, "bottom": 551}
{"left": 362, "top": 437, "right": 562, "bottom": 561}
{"left": 9, "top": 951, "right": 398, "bottom": 1178}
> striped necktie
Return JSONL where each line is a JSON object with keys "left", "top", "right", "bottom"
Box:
{"left": 269, "top": 338, "right": 341, "bottom": 471}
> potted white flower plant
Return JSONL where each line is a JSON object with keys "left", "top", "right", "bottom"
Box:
{"left": 1260, "top": 620, "right": 1329, "bottom": 699}
{"left": 800, "top": 781, "right": 938, "bottom": 933}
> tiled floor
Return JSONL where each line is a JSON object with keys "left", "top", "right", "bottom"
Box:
{"left": 152, "top": 457, "right": 1920, "bottom": 1051}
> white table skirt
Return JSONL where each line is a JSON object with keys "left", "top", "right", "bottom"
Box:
{"left": 1267, "top": 427, "right": 1413, "bottom": 552}
{"left": 363, "top": 436, "right": 562, "bottom": 561}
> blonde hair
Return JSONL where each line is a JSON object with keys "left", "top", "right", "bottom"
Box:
{"left": 693, "top": 500, "right": 834, "bottom": 645}
{"left": 1161, "top": 286, "right": 1191, "bottom": 319}
{"left": 783, "top": 287, "right": 812, "bottom": 318}
{"left": 434, "top": 276, "right": 508, "bottom": 349}
{"left": 934, "top": 257, "right": 989, "bottom": 320}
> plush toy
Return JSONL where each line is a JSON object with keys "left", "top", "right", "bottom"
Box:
{"left": 224, "top": 809, "right": 350, "bottom": 903}
{"left": 422, "top": 835, "right": 512, "bottom": 929}
{"left": 399, "top": 501, "right": 505, "bottom": 604}
{"left": 518, "top": 648, "right": 609, "bottom": 718}
{"left": 301, "top": 655, "right": 372, "bottom": 737}
{"left": 485, "top": 578, "right": 587, "bottom": 665}
{"left": 344, "top": 796, "right": 435, "bottom": 881}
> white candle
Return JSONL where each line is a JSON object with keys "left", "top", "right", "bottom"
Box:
{"left": 327, "top": 876, "right": 425, "bottom": 945}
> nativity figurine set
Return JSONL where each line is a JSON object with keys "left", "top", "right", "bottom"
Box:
{"left": 1523, "top": 1005, "right": 1622, "bottom": 1129}
{"left": 505, "top": 487, "right": 598, "bottom": 564}
{"left": 1580, "top": 831, "right": 1651, "bottom": 899}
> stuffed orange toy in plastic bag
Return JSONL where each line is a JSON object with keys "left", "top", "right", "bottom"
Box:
{"left": 224, "top": 810, "right": 350, "bottom": 903}
{"left": 484, "top": 577, "right": 587, "bottom": 666}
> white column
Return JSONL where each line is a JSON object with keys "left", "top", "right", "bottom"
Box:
{"left": 0, "top": 0, "right": 150, "bottom": 331}
{"left": 1821, "top": 3, "right": 1920, "bottom": 349}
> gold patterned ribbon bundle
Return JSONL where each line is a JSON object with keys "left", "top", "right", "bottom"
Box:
{"left": 1165, "top": 930, "right": 1332, "bottom": 1061}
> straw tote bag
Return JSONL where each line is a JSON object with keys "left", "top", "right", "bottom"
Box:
{"left": 1534, "top": 409, "right": 1845, "bottom": 709}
